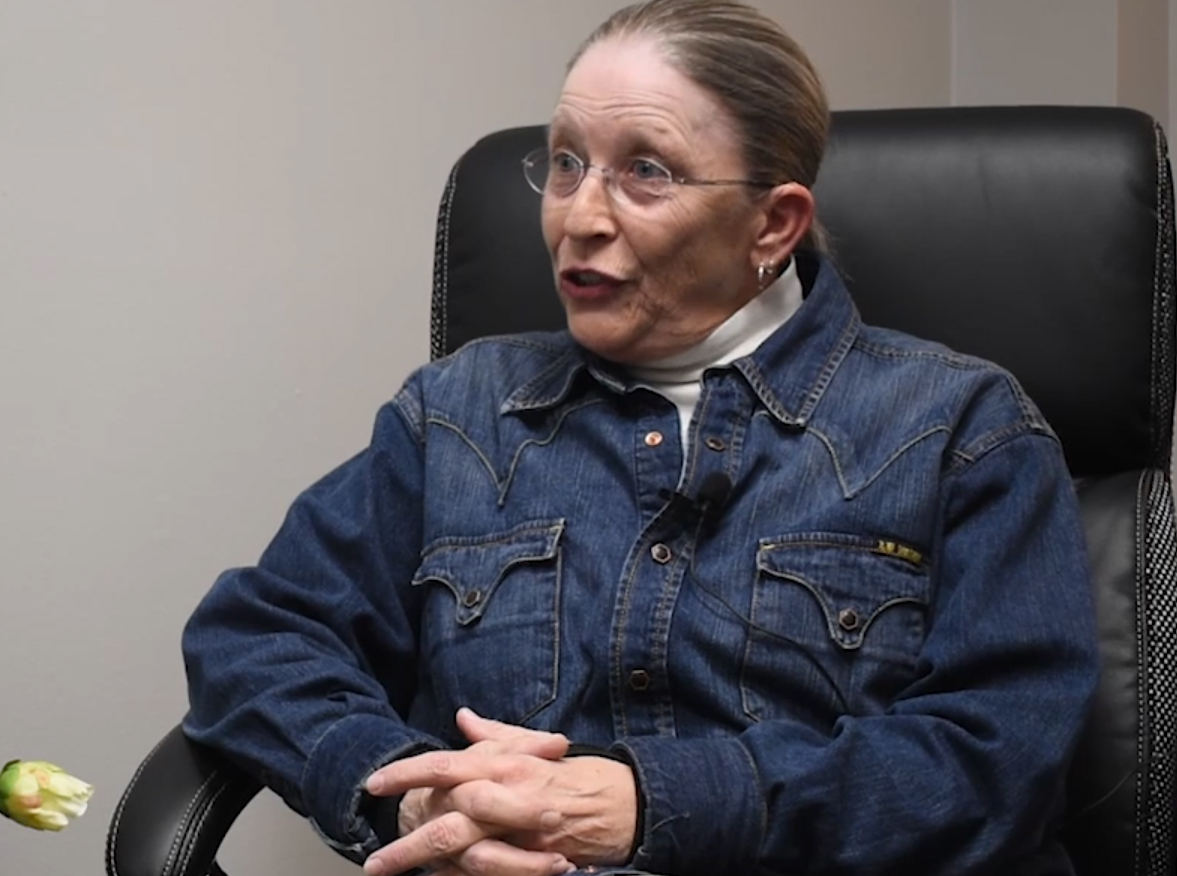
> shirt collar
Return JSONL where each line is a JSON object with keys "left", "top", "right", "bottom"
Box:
{"left": 502, "top": 251, "right": 861, "bottom": 426}
{"left": 731, "top": 252, "right": 861, "bottom": 427}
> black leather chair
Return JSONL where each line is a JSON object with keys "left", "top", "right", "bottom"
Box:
{"left": 107, "top": 106, "right": 1177, "bottom": 876}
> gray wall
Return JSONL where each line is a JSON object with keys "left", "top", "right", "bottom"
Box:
{"left": 0, "top": 2, "right": 1168, "bottom": 874}
{"left": 953, "top": 0, "right": 1169, "bottom": 124}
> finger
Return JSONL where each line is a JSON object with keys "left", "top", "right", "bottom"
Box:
{"left": 368, "top": 749, "right": 500, "bottom": 796}
{"left": 363, "top": 810, "right": 488, "bottom": 876}
{"left": 457, "top": 709, "right": 570, "bottom": 759}
{"left": 455, "top": 707, "right": 519, "bottom": 741}
{"left": 397, "top": 787, "right": 436, "bottom": 836}
{"left": 426, "top": 850, "right": 572, "bottom": 876}
{"left": 369, "top": 745, "right": 564, "bottom": 797}
{"left": 454, "top": 837, "right": 574, "bottom": 876}
{"left": 467, "top": 732, "right": 570, "bottom": 761}
{"left": 447, "top": 779, "right": 563, "bottom": 833}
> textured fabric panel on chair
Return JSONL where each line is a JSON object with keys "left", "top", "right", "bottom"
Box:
{"left": 1065, "top": 470, "right": 1177, "bottom": 876}
{"left": 1139, "top": 470, "right": 1177, "bottom": 875}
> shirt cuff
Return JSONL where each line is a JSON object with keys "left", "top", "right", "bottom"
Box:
{"left": 613, "top": 735, "right": 765, "bottom": 876}
{"left": 300, "top": 713, "right": 444, "bottom": 855}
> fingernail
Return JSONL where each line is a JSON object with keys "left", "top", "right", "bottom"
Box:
{"left": 366, "top": 775, "right": 384, "bottom": 794}
{"left": 363, "top": 856, "right": 383, "bottom": 875}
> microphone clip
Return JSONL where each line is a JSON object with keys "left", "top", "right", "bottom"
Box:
{"left": 658, "top": 472, "right": 733, "bottom": 532}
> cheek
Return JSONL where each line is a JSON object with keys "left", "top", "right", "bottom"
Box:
{"left": 626, "top": 209, "right": 691, "bottom": 265}
{"left": 638, "top": 214, "right": 716, "bottom": 282}
{"left": 669, "top": 206, "right": 754, "bottom": 277}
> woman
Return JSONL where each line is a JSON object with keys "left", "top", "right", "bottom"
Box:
{"left": 182, "top": 2, "right": 1098, "bottom": 875}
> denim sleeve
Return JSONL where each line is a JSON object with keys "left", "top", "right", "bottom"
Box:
{"left": 616, "top": 431, "right": 1099, "bottom": 876}
{"left": 182, "top": 377, "right": 445, "bottom": 856}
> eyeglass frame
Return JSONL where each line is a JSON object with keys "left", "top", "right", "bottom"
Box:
{"left": 521, "top": 147, "right": 780, "bottom": 204}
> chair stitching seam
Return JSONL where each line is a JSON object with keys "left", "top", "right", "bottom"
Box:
{"left": 440, "top": 165, "right": 458, "bottom": 357}
{"left": 433, "top": 162, "right": 460, "bottom": 360}
{"left": 172, "top": 781, "right": 231, "bottom": 876}
{"left": 162, "top": 772, "right": 221, "bottom": 876}
{"left": 107, "top": 732, "right": 172, "bottom": 876}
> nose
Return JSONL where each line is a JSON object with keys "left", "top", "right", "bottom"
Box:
{"left": 562, "top": 167, "right": 618, "bottom": 240}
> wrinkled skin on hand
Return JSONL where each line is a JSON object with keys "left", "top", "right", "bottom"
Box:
{"left": 363, "top": 709, "right": 636, "bottom": 876}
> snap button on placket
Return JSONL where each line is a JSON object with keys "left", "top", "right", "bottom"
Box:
{"left": 705, "top": 437, "right": 726, "bottom": 452}
{"left": 644, "top": 431, "right": 664, "bottom": 447}
{"left": 650, "top": 543, "right": 672, "bottom": 564}
{"left": 628, "top": 669, "right": 651, "bottom": 691}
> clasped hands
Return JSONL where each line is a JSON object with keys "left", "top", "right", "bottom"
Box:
{"left": 362, "top": 708, "right": 637, "bottom": 876}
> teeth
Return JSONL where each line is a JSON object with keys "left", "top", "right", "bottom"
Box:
{"left": 573, "top": 271, "right": 607, "bottom": 285}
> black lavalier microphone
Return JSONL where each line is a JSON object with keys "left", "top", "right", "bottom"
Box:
{"left": 661, "top": 471, "right": 733, "bottom": 532}
{"left": 694, "top": 471, "right": 733, "bottom": 522}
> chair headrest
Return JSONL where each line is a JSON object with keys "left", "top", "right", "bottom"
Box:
{"left": 432, "top": 106, "right": 1175, "bottom": 477}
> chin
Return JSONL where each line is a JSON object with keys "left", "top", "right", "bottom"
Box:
{"left": 567, "top": 317, "right": 636, "bottom": 364}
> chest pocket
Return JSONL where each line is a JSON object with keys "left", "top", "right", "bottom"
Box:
{"left": 413, "top": 519, "right": 564, "bottom": 725}
{"left": 741, "top": 532, "right": 931, "bottom": 725}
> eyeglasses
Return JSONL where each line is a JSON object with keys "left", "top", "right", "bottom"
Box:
{"left": 521, "top": 148, "right": 777, "bottom": 205}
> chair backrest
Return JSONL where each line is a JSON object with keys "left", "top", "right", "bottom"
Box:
{"left": 431, "top": 106, "right": 1177, "bottom": 876}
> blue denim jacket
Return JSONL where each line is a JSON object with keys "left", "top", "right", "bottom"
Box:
{"left": 183, "top": 255, "right": 1098, "bottom": 875}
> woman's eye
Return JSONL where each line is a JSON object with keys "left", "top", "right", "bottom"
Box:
{"left": 631, "top": 159, "right": 669, "bottom": 181}
{"left": 552, "top": 152, "right": 581, "bottom": 174}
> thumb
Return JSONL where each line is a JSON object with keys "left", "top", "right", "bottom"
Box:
{"left": 456, "top": 708, "right": 569, "bottom": 759}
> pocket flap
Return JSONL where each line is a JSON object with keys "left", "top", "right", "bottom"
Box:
{"left": 412, "top": 519, "right": 565, "bottom": 625}
{"left": 756, "top": 532, "right": 929, "bottom": 650}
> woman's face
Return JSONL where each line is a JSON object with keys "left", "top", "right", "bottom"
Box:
{"left": 542, "top": 38, "right": 771, "bottom": 365}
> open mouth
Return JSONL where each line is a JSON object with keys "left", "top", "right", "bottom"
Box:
{"left": 564, "top": 269, "right": 619, "bottom": 287}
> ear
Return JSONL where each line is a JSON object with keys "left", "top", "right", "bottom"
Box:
{"left": 749, "top": 182, "right": 815, "bottom": 272}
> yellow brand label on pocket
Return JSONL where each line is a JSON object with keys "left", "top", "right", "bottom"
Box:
{"left": 875, "top": 539, "right": 924, "bottom": 565}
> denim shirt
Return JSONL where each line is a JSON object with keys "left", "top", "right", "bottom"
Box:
{"left": 182, "top": 254, "right": 1098, "bottom": 876}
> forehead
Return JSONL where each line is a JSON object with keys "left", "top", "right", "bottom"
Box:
{"left": 552, "top": 37, "right": 741, "bottom": 157}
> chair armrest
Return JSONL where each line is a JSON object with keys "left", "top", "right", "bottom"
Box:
{"left": 106, "top": 724, "right": 262, "bottom": 876}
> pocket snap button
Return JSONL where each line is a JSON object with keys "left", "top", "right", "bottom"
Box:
{"left": 650, "top": 543, "right": 672, "bottom": 564}
{"left": 463, "top": 589, "right": 484, "bottom": 608}
{"left": 837, "top": 608, "right": 860, "bottom": 631}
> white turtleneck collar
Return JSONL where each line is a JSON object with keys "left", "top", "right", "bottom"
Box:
{"left": 629, "top": 258, "right": 804, "bottom": 455}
